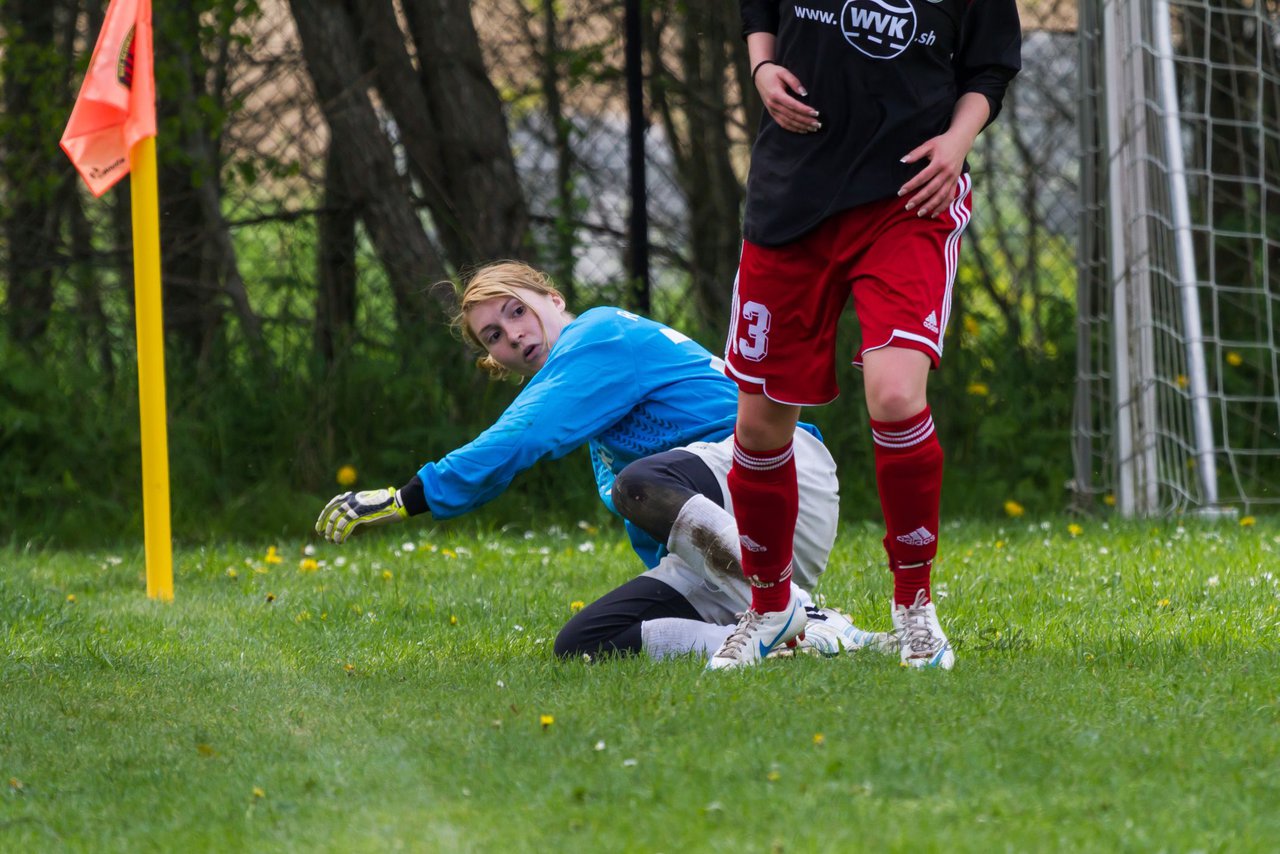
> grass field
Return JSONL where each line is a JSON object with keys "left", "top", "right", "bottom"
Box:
{"left": 3, "top": 516, "right": 1279, "bottom": 852}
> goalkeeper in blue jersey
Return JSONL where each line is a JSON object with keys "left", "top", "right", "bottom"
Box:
{"left": 316, "top": 261, "right": 886, "bottom": 662}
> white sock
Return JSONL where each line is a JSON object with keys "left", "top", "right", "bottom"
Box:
{"left": 641, "top": 618, "right": 734, "bottom": 661}
{"left": 667, "top": 494, "right": 742, "bottom": 587}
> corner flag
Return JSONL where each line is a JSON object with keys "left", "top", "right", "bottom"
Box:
{"left": 61, "top": 0, "right": 173, "bottom": 601}
{"left": 60, "top": 0, "right": 156, "bottom": 196}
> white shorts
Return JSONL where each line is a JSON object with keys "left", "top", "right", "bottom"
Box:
{"left": 642, "top": 428, "right": 839, "bottom": 624}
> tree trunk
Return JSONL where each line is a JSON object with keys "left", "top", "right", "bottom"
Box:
{"left": 289, "top": 0, "right": 453, "bottom": 331}
{"left": 2, "top": 0, "right": 65, "bottom": 348}
{"left": 315, "top": 143, "right": 359, "bottom": 368}
{"left": 399, "top": 0, "right": 530, "bottom": 265}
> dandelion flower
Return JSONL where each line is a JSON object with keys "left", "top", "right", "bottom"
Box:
{"left": 298, "top": 558, "right": 319, "bottom": 573}
{"left": 540, "top": 714, "right": 555, "bottom": 730}
{"left": 1067, "top": 523, "right": 1083, "bottom": 537}
{"left": 967, "top": 382, "right": 990, "bottom": 397}
{"left": 1241, "top": 516, "right": 1256, "bottom": 527}
{"left": 1158, "top": 598, "right": 1170, "bottom": 608}
{"left": 252, "top": 786, "right": 265, "bottom": 799}
{"left": 812, "top": 733, "right": 825, "bottom": 746}
{"left": 1003, "top": 500, "right": 1025, "bottom": 518}
{"left": 344, "top": 663, "right": 355, "bottom": 673}
{"left": 382, "top": 569, "right": 394, "bottom": 581}
{"left": 336, "top": 465, "right": 358, "bottom": 486}
{"left": 570, "top": 600, "right": 585, "bottom": 612}
{"left": 1175, "top": 374, "right": 1189, "bottom": 389}
{"left": 449, "top": 615, "right": 458, "bottom": 625}
{"left": 264, "top": 546, "right": 283, "bottom": 565}
{"left": 65, "top": 594, "right": 76, "bottom": 603}
{"left": 1103, "top": 494, "right": 1116, "bottom": 507}
{"left": 1226, "top": 351, "right": 1243, "bottom": 367}
{"left": 226, "top": 568, "right": 239, "bottom": 580}
{"left": 766, "top": 769, "right": 781, "bottom": 782}
{"left": 265, "top": 593, "right": 276, "bottom": 603}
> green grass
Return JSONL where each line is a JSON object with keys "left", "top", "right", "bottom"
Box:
{"left": 3, "top": 516, "right": 1279, "bottom": 851}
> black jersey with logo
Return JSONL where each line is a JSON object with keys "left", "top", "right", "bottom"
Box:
{"left": 741, "top": 0, "right": 1021, "bottom": 246}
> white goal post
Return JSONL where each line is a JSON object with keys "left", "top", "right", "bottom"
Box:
{"left": 1075, "top": 0, "right": 1280, "bottom": 517}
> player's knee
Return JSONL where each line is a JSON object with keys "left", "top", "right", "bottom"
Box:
{"left": 865, "top": 384, "right": 927, "bottom": 422}
{"left": 553, "top": 623, "right": 584, "bottom": 659}
{"left": 610, "top": 464, "right": 651, "bottom": 522}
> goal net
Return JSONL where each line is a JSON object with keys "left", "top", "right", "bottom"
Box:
{"left": 1075, "top": 0, "right": 1280, "bottom": 516}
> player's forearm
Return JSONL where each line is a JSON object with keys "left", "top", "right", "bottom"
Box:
{"left": 746, "top": 31, "right": 777, "bottom": 69}
{"left": 946, "top": 92, "right": 992, "bottom": 151}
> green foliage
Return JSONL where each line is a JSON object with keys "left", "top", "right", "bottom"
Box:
{"left": 2, "top": 518, "right": 1279, "bottom": 849}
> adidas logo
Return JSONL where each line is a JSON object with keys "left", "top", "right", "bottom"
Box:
{"left": 896, "top": 526, "right": 936, "bottom": 547}
{"left": 923, "top": 311, "right": 939, "bottom": 334}
{"left": 740, "top": 535, "right": 767, "bottom": 553}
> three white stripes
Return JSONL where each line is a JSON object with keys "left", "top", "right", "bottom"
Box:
{"left": 733, "top": 442, "right": 794, "bottom": 471}
{"left": 873, "top": 414, "right": 935, "bottom": 449}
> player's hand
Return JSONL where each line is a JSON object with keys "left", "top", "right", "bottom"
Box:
{"left": 897, "top": 130, "right": 973, "bottom": 218}
{"left": 315, "top": 488, "right": 408, "bottom": 544}
{"left": 754, "top": 63, "right": 821, "bottom": 134}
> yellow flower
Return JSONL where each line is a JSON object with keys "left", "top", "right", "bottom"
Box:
{"left": 264, "top": 546, "right": 283, "bottom": 565}
{"left": 226, "top": 568, "right": 239, "bottom": 580}
{"left": 540, "top": 714, "right": 555, "bottom": 730}
{"left": 336, "top": 465, "right": 358, "bottom": 486}
{"left": 1241, "top": 516, "right": 1256, "bottom": 527}
{"left": 65, "top": 594, "right": 76, "bottom": 603}
{"left": 995, "top": 540, "right": 1005, "bottom": 550}
{"left": 967, "top": 382, "right": 990, "bottom": 397}
{"left": 963, "top": 316, "right": 980, "bottom": 336}
{"left": 265, "top": 593, "right": 276, "bottom": 603}
{"left": 252, "top": 786, "right": 265, "bottom": 799}
{"left": 1226, "top": 351, "right": 1243, "bottom": 367}
{"left": 766, "top": 769, "right": 781, "bottom": 782}
{"left": 1103, "top": 494, "right": 1116, "bottom": 506}
{"left": 344, "top": 663, "right": 355, "bottom": 673}
{"left": 1067, "top": 523, "right": 1083, "bottom": 537}
{"left": 298, "top": 558, "right": 319, "bottom": 573}
{"left": 1004, "top": 500, "right": 1025, "bottom": 518}
{"left": 382, "top": 569, "right": 394, "bottom": 581}
{"left": 812, "top": 733, "right": 825, "bottom": 746}
{"left": 1158, "top": 598, "right": 1170, "bottom": 608}
{"left": 570, "top": 600, "right": 585, "bottom": 612}
{"left": 449, "top": 615, "right": 458, "bottom": 625}
{"left": 1175, "top": 374, "right": 1189, "bottom": 389}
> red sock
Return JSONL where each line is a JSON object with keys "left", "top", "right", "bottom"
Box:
{"left": 871, "top": 407, "right": 943, "bottom": 607}
{"left": 727, "top": 436, "right": 798, "bottom": 613}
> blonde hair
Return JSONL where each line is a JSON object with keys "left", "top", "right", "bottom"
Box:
{"left": 452, "top": 261, "right": 566, "bottom": 379}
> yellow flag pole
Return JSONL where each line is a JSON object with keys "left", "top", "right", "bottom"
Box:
{"left": 128, "top": 135, "right": 173, "bottom": 601}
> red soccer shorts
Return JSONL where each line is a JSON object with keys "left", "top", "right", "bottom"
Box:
{"left": 725, "top": 175, "right": 972, "bottom": 405}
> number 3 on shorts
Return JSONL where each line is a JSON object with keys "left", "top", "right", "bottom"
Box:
{"left": 733, "top": 299, "right": 771, "bottom": 362}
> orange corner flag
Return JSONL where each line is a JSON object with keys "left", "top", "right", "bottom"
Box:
{"left": 60, "top": 0, "right": 155, "bottom": 197}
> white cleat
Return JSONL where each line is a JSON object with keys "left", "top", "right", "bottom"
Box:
{"left": 892, "top": 590, "right": 955, "bottom": 670}
{"left": 795, "top": 607, "right": 896, "bottom": 657}
{"left": 707, "top": 594, "right": 807, "bottom": 670}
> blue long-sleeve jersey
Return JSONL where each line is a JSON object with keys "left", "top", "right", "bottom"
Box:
{"left": 417, "top": 307, "right": 820, "bottom": 566}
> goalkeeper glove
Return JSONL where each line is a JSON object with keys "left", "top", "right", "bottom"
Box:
{"left": 316, "top": 487, "right": 408, "bottom": 544}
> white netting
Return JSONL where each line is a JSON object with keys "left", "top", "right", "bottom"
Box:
{"left": 1076, "top": 0, "right": 1280, "bottom": 515}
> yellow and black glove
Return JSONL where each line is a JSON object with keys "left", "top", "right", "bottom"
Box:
{"left": 315, "top": 487, "right": 408, "bottom": 544}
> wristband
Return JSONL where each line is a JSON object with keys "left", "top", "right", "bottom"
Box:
{"left": 751, "top": 59, "right": 780, "bottom": 84}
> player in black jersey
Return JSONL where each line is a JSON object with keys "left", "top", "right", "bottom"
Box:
{"left": 708, "top": 0, "right": 1021, "bottom": 669}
